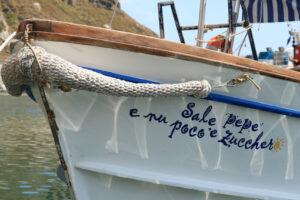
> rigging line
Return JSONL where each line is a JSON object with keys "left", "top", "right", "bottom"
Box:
{"left": 238, "top": 32, "right": 248, "bottom": 56}
{"left": 196, "top": 24, "right": 252, "bottom": 43}
{"left": 109, "top": 0, "right": 120, "bottom": 29}
{"left": 233, "top": 39, "right": 243, "bottom": 53}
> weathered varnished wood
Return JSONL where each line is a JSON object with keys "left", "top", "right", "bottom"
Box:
{"left": 17, "top": 19, "right": 300, "bottom": 83}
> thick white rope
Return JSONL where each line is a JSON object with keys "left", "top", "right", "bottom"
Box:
{"left": 1, "top": 46, "right": 211, "bottom": 98}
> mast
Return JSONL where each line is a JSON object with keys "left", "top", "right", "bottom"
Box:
{"left": 228, "top": 0, "right": 240, "bottom": 52}
{"left": 224, "top": 0, "right": 235, "bottom": 53}
{"left": 240, "top": 0, "right": 258, "bottom": 60}
{"left": 196, "top": 0, "right": 206, "bottom": 47}
{"left": 224, "top": 0, "right": 240, "bottom": 53}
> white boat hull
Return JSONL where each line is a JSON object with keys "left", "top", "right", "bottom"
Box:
{"left": 29, "top": 40, "right": 300, "bottom": 200}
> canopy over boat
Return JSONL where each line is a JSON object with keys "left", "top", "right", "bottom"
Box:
{"left": 245, "top": 0, "right": 300, "bottom": 23}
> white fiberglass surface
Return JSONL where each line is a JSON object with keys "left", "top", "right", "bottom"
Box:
{"left": 33, "top": 40, "right": 300, "bottom": 111}
{"left": 29, "top": 40, "right": 300, "bottom": 199}
{"left": 43, "top": 88, "right": 300, "bottom": 200}
{"left": 72, "top": 169, "right": 255, "bottom": 200}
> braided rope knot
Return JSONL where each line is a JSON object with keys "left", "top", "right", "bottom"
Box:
{"left": 1, "top": 46, "right": 211, "bottom": 98}
{"left": 1, "top": 46, "right": 46, "bottom": 96}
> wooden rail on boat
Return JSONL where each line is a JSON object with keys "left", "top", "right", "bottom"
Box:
{"left": 17, "top": 19, "right": 300, "bottom": 83}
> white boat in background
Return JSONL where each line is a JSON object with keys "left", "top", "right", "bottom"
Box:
{"left": 2, "top": 1, "right": 300, "bottom": 200}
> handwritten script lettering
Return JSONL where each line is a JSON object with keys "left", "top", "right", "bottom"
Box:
{"left": 129, "top": 102, "right": 275, "bottom": 151}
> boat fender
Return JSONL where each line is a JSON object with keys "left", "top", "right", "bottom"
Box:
{"left": 56, "top": 164, "right": 67, "bottom": 183}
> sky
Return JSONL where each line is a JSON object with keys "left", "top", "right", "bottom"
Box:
{"left": 118, "top": 0, "right": 299, "bottom": 56}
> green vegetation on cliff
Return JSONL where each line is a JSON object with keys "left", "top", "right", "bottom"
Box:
{"left": 0, "top": 0, "right": 157, "bottom": 36}
{"left": 0, "top": 0, "right": 157, "bottom": 61}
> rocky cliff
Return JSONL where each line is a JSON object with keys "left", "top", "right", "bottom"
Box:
{"left": 0, "top": 0, "right": 157, "bottom": 52}
{"left": 0, "top": 0, "right": 155, "bottom": 35}
{"left": 0, "top": 0, "right": 157, "bottom": 91}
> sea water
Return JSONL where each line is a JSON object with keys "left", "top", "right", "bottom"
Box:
{"left": 0, "top": 94, "right": 70, "bottom": 200}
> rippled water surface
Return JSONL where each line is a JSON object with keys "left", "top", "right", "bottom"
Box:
{"left": 0, "top": 94, "right": 70, "bottom": 200}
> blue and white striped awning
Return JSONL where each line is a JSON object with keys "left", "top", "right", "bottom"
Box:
{"left": 245, "top": 0, "right": 300, "bottom": 23}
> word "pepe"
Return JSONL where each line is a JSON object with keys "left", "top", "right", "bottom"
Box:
{"left": 223, "top": 113, "right": 261, "bottom": 134}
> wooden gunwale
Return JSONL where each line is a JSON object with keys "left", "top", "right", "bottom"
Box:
{"left": 17, "top": 19, "right": 300, "bottom": 83}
